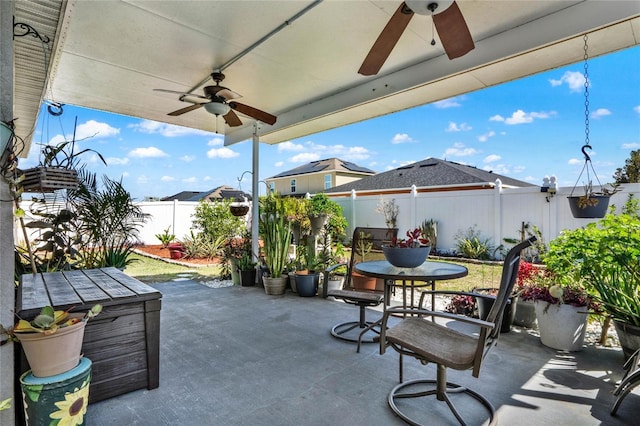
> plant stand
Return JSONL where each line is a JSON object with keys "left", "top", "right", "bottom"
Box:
{"left": 20, "top": 358, "right": 92, "bottom": 426}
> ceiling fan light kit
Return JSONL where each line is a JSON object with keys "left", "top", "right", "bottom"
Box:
{"left": 204, "top": 101, "right": 231, "bottom": 116}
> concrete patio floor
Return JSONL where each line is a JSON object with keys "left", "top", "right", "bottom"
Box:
{"left": 85, "top": 280, "right": 639, "bottom": 425}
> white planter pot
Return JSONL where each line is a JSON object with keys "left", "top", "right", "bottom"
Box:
{"left": 534, "top": 301, "right": 589, "bottom": 352}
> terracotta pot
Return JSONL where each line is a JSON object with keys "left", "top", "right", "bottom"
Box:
{"left": 169, "top": 250, "right": 183, "bottom": 259}
{"left": 17, "top": 316, "right": 86, "bottom": 377}
{"left": 351, "top": 271, "right": 377, "bottom": 291}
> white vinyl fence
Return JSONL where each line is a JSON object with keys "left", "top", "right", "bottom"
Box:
{"left": 16, "top": 182, "right": 639, "bottom": 256}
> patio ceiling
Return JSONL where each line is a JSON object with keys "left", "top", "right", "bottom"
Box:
{"left": 11, "top": 0, "right": 640, "bottom": 155}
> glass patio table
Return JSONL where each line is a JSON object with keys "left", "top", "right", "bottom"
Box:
{"left": 354, "top": 259, "right": 469, "bottom": 311}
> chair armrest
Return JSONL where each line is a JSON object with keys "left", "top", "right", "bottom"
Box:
{"left": 418, "top": 290, "right": 511, "bottom": 307}
{"left": 321, "top": 262, "right": 348, "bottom": 298}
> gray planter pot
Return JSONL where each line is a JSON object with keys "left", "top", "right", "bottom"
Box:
{"left": 614, "top": 320, "right": 640, "bottom": 361}
{"left": 295, "top": 272, "right": 319, "bottom": 297}
{"left": 382, "top": 245, "right": 431, "bottom": 268}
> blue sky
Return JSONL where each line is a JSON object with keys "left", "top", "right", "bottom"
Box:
{"left": 22, "top": 46, "right": 640, "bottom": 201}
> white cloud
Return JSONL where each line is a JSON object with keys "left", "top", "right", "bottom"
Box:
{"left": 634, "top": 106, "right": 640, "bottom": 114}
{"left": 484, "top": 154, "right": 501, "bottom": 163}
{"left": 161, "top": 175, "right": 175, "bottom": 182}
{"left": 590, "top": 108, "right": 611, "bottom": 119}
{"left": 180, "top": 155, "right": 196, "bottom": 162}
{"left": 182, "top": 177, "right": 197, "bottom": 183}
{"left": 512, "top": 165, "right": 526, "bottom": 173}
{"left": 549, "top": 71, "right": 586, "bottom": 92}
{"left": 483, "top": 164, "right": 510, "bottom": 174}
{"left": 491, "top": 109, "right": 556, "bottom": 125}
{"left": 207, "top": 137, "right": 224, "bottom": 146}
{"left": 129, "top": 146, "right": 169, "bottom": 158}
{"left": 568, "top": 158, "right": 582, "bottom": 165}
{"left": 444, "top": 142, "right": 478, "bottom": 157}
{"left": 291, "top": 152, "right": 320, "bottom": 163}
{"left": 105, "top": 156, "right": 129, "bottom": 166}
{"left": 478, "top": 131, "right": 496, "bottom": 142}
{"left": 137, "top": 175, "right": 149, "bottom": 184}
{"left": 275, "top": 161, "right": 284, "bottom": 167}
{"left": 203, "top": 176, "right": 211, "bottom": 181}
{"left": 446, "top": 122, "right": 472, "bottom": 132}
{"left": 73, "top": 120, "right": 120, "bottom": 140}
{"left": 391, "top": 133, "right": 415, "bottom": 144}
{"left": 121, "top": 172, "right": 130, "bottom": 178}
{"left": 622, "top": 142, "right": 640, "bottom": 149}
{"left": 207, "top": 147, "right": 239, "bottom": 158}
{"left": 278, "top": 141, "right": 304, "bottom": 152}
{"left": 129, "top": 119, "right": 210, "bottom": 137}
{"left": 433, "top": 97, "right": 462, "bottom": 108}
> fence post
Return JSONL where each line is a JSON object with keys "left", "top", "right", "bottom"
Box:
{"left": 350, "top": 189, "right": 357, "bottom": 236}
{"left": 494, "top": 179, "right": 502, "bottom": 256}
{"left": 410, "top": 184, "right": 418, "bottom": 230}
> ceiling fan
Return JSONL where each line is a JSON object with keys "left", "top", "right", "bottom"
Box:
{"left": 359, "top": 0, "right": 474, "bottom": 76}
{"left": 154, "top": 71, "right": 277, "bottom": 126}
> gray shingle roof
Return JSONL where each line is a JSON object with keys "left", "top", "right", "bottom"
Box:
{"left": 268, "top": 157, "right": 375, "bottom": 179}
{"left": 162, "top": 186, "right": 251, "bottom": 202}
{"left": 325, "top": 158, "right": 535, "bottom": 193}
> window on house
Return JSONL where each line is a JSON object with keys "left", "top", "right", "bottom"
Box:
{"left": 324, "top": 174, "right": 331, "bottom": 189}
{"left": 269, "top": 182, "right": 275, "bottom": 193}
{"left": 290, "top": 179, "right": 296, "bottom": 193}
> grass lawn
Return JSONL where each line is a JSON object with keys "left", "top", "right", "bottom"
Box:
{"left": 124, "top": 253, "right": 223, "bottom": 284}
{"left": 125, "top": 252, "right": 503, "bottom": 290}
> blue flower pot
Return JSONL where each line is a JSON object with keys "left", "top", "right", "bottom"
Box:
{"left": 382, "top": 246, "right": 431, "bottom": 268}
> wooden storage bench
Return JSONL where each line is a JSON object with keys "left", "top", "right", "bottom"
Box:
{"left": 17, "top": 267, "right": 162, "bottom": 402}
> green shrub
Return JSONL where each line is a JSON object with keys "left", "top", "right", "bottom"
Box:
{"left": 455, "top": 226, "right": 495, "bottom": 260}
{"left": 192, "top": 199, "right": 245, "bottom": 243}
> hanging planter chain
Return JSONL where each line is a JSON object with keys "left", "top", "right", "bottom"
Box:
{"left": 570, "top": 34, "right": 604, "bottom": 198}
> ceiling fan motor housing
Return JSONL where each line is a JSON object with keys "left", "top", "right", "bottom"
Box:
{"left": 406, "top": 0, "right": 454, "bottom": 15}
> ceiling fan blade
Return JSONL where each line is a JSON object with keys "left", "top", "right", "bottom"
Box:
{"left": 433, "top": 1, "right": 474, "bottom": 60}
{"left": 223, "top": 109, "right": 243, "bottom": 127}
{"left": 154, "top": 88, "right": 209, "bottom": 100}
{"left": 167, "top": 103, "right": 204, "bottom": 116}
{"left": 358, "top": 2, "right": 414, "bottom": 76}
{"left": 229, "top": 102, "right": 277, "bottom": 125}
{"left": 216, "top": 88, "right": 242, "bottom": 101}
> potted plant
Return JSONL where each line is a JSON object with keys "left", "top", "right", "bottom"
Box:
{"left": 526, "top": 280, "right": 598, "bottom": 352}
{"left": 295, "top": 247, "right": 322, "bottom": 297}
{"left": 20, "top": 118, "right": 106, "bottom": 193}
{"left": 545, "top": 196, "right": 640, "bottom": 358}
{"left": 567, "top": 181, "right": 621, "bottom": 219}
{"left": 155, "top": 226, "right": 175, "bottom": 248}
{"left": 512, "top": 260, "right": 541, "bottom": 328}
{"left": 381, "top": 228, "right": 430, "bottom": 268}
{"left": 2, "top": 304, "right": 102, "bottom": 377}
{"left": 259, "top": 193, "right": 292, "bottom": 295}
{"left": 236, "top": 251, "right": 257, "bottom": 287}
{"left": 351, "top": 230, "right": 377, "bottom": 290}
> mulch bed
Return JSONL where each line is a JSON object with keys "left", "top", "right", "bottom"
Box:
{"left": 134, "top": 245, "right": 222, "bottom": 266}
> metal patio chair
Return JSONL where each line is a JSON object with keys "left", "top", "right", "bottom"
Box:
{"left": 379, "top": 237, "right": 536, "bottom": 425}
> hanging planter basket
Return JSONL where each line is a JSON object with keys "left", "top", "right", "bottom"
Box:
{"left": 230, "top": 204, "right": 249, "bottom": 217}
{"left": 20, "top": 167, "right": 78, "bottom": 193}
{"left": 567, "top": 194, "right": 610, "bottom": 219}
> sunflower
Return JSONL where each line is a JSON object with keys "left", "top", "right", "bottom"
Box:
{"left": 49, "top": 377, "right": 90, "bottom": 426}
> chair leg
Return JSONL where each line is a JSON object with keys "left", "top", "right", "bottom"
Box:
{"left": 388, "top": 364, "right": 496, "bottom": 426}
{"left": 330, "top": 305, "right": 381, "bottom": 345}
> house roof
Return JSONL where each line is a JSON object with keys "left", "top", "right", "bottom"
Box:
{"left": 161, "top": 186, "right": 251, "bottom": 202}
{"left": 268, "top": 158, "right": 375, "bottom": 179}
{"left": 325, "top": 158, "right": 536, "bottom": 193}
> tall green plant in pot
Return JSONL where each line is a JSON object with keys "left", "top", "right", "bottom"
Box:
{"left": 259, "top": 193, "right": 292, "bottom": 295}
{"left": 545, "top": 196, "right": 640, "bottom": 359}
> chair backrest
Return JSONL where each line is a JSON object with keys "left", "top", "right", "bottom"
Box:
{"left": 472, "top": 236, "right": 536, "bottom": 376}
{"left": 345, "top": 227, "right": 397, "bottom": 289}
